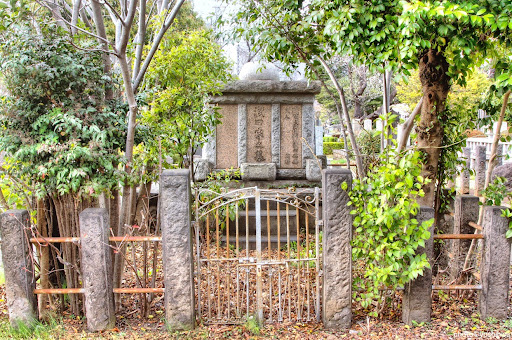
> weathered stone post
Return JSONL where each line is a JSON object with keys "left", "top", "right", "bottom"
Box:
{"left": 79, "top": 208, "right": 115, "bottom": 331}
{"left": 479, "top": 206, "right": 511, "bottom": 319}
{"left": 0, "top": 210, "right": 38, "bottom": 328}
{"left": 449, "top": 195, "right": 479, "bottom": 280}
{"left": 322, "top": 168, "right": 352, "bottom": 329}
{"left": 459, "top": 147, "right": 471, "bottom": 195}
{"left": 402, "top": 207, "right": 434, "bottom": 325}
{"left": 160, "top": 169, "right": 195, "bottom": 330}
{"left": 475, "top": 145, "right": 486, "bottom": 196}
{"left": 496, "top": 144, "right": 504, "bottom": 167}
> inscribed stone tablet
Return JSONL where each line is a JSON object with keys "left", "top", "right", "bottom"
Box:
{"left": 216, "top": 105, "right": 238, "bottom": 169}
{"left": 247, "top": 104, "right": 272, "bottom": 163}
{"left": 280, "top": 104, "right": 302, "bottom": 168}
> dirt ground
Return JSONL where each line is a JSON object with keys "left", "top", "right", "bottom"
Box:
{"left": 1, "top": 284, "right": 512, "bottom": 339}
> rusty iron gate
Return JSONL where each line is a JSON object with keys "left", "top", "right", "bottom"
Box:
{"left": 193, "top": 186, "right": 322, "bottom": 324}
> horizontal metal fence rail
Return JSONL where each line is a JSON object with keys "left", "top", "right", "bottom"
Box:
{"left": 33, "top": 288, "right": 165, "bottom": 294}
{"left": 30, "top": 236, "right": 162, "bottom": 243}
{"left": 30, "top": 235, "right": 161, "bottom": 295}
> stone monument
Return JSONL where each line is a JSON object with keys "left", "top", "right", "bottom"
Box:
{"left": 195, "top": 62, "right": 323, "bottom": 182}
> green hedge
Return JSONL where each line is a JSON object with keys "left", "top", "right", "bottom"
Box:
{"left": 323, "top": 136, "right": 338, "bottom": 142}
{"left": 323, "top": 142, "right": 345, "bottom": 155}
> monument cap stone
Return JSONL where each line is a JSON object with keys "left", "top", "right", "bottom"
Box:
{"left": 239, "top": 62, "right": 280, "bottom": 81}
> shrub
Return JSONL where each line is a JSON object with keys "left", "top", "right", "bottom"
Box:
{"left": 323, "top": 142, "right": 345, "bottom": 155}
{"left": 323, "top": 136, "right": 339, "bottom": 142}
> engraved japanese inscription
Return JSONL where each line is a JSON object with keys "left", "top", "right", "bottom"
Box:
{"left": 247, "top": 104, "right": 272, "bottom": 163}
{"left": 280, "top": 104, "right": 302, "bottom": 168}
{"left": 215, "top": 104, "right": 238, "bottom": 169}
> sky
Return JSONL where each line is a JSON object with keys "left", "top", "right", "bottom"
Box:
{"left": 192, "top": 0, "right": 221, "bottom": 21}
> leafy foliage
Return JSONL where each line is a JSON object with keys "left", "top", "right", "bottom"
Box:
{"left": 0, "top": 26, "right": 125, "bottom": 197}
{"left": 349, "top": 142, "right": 433, "bottom": 313}
{"left": 141, "top": 29, "right": 233, "bottom": 170}
{"left": 397, "top": 68, "right": 492, "bottom": 113}
{"left": 481, "top": 176, "right": 512, "bottom": 238}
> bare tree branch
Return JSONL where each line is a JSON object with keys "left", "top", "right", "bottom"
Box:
{"left": 133, "top": 0, "right": 147, "bottom": 80}
{"left": 101, "top": 0, "right": 125, "bottom": 25}
{"left": 132, "top": 0, "right": 186, "bottom": 92}
{"left": 38, "top": 0, "right": 113, "bottom": 46}
{"left": 71, "top": 0, "right": 81, "bottom": 35}
{"left": 397, "top": 98, "right": 423, "bottom": 154}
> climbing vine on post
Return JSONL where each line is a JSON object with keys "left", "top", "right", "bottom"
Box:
{"left": 348, "top": 121, "right": 433, "bottom": 314}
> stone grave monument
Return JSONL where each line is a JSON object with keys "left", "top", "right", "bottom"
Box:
{"left": 195, "top": 62, "right": 324, "bottom": 183}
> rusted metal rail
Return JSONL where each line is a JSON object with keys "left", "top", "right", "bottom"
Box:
{"left": 468, "top": 221, "right": 483, "bottom": 231}
{"left": 34, "top": 288, "right": 165, "bottom": 294}
{"left": 445, "top": 212, "right": 483, "bottom": 230}
{"left": 30, "top": 236, "right": 162, "bottom": 244}
{"left": 434, "top": 234, "right": 484, "bottom": 240}
{"left": 432, "top": 284, "right": 482, "bottom": 291}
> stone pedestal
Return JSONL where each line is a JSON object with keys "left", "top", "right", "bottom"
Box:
{"left": 79, "top": 208, "right": 115, "bottom": 331}
{"left": 306, "top": 159, "right": 322, "bottom": 182}
{"left": 160, "top": 170, "right": 195, "bottom": 330}
{"left": 0, "top": 210, "right": 38, "bottom": 328}
{"left": 322, "top": 168, "right": 352, "bottom": 329}
{"left": 193, "top": 159, "right": 212, "bottom": 182}
{"left": 241, "top": 163, "right": 277, "bottom": 181}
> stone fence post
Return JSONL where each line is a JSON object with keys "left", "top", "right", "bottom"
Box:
{"left": 450, "top": 195, "right": 479, "bottom": 280}
{"left": 402, "top": 207, "right": 435, "bottom": 325}
{"left": 322, "top": 168, "right": 352, "bottom": 329}
{"left": 160, "top": 169, "right": 195, "bottom": 330}
{"left": 475, "top": 145, "right": 486, "bottom": 196}
{"left": 479, "top": 206, "right": 511, "bottom": 319}
{"left": 79, "top": 208, "right": 115, "bottom": 331}
{"left": 459, "top": 147, "right": 470, "bottom": 195}
{"left": 0, "top": 210, "right": 38, "bottom": 328}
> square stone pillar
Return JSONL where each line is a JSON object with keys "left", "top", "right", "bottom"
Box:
{"left": 160, "top": 169, "right": 195, "bottom": 330}
{"left": 402, "top": 207, "right": 434, "bottom": 325}
{"left": 474, "top": 145, "right": 486, "bottom": 196}
{"left": 0, "top": 210, "right": 38, "bottom": 328}
{"left": 322, "top": 168, "right": 352, "bottom": 329}
{"left": 79, "top": 208, "right": 115, "bottom": 331}
{"left": 479, "top": 206, "right": 511, "bottom": 319}
{"left": 459, "top": 147, "right": 470, "bottom": 195}
{"left": 450, "top": 195, "right": 479, "bottom": 280}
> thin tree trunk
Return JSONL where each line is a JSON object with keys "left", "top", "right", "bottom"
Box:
{"left": 318, "top": 57, "right": 364, "bottom": 179}
{"left": 71, "top": 0, "right": 81, "bottom": 35}
{"left": 397, "top": 98, "right": 423, "bottom": 154}
{"left": 416, "top": 50, "right": 450, "bottom": 207}
{"left": 133, "top": 0, "right": 147, "bottom": 82}
{"left": 484, "top": 90, "right": 511, "bottom": 188}
{"left": 37, "top": 198, "right": 50, "bottom": 318}
{"left": 90, "top": 0, "right": 113, "bottom": 101}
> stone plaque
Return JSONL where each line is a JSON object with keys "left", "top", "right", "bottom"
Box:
{"left": 280, "top": 104, "right": 302, "bottom": 168}
{"left": 247, "top": 104, "right": 272, "bottom": 163}
{"left": 216, "top": 105, "right": 238, "bottom": 169}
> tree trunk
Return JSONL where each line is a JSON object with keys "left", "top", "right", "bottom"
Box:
{"left": 484, "top": 90, "right": 511, "bottom": 188}
{"left": 36, "top": 198, "right": 50, "bottom": 318}
{"left": 416, "top": 50, "right": 450, "bottom": 207}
